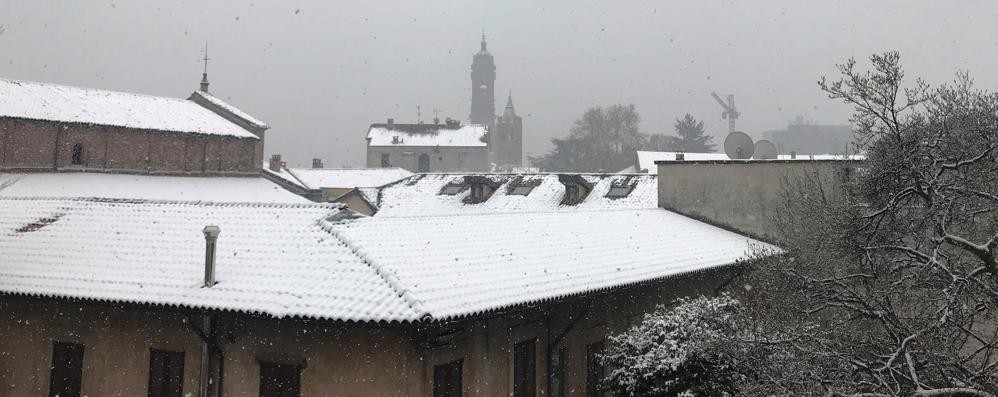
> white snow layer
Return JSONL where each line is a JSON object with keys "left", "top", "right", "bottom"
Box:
{"left": 0, "top": 198, "right": 772, "bottom": 322}
{"left": 366, "top": 124, "right": 487, "bottom": 147}
{"left": 287, "top": 167, "right": 413, "bottom": 190}
{"left": 0, "top": 173, "right": 310, "bottom": 203}
{"left": 0, "top": 78, "right": 257, "bottom": 139}
{"left": 190, "top": 90, "right": 269, "bottom": 129}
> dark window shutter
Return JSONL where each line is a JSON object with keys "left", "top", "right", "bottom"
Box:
{"left": 433, "top": 359, "right": 463, "bottom": 397}
{"left": 148, "top": 349, "right": 185, "bottom": 397}
{"left": 49, "top": 342, "right": 84, "bottom": 397}
{"left": 259, "top": 362, "right": 301, "bottom": 397}
{"left": 586, "top": 341, "right": 605, "bottom": 397}
{"left": 513, "top": 339, "right": 536, "bottom": 397}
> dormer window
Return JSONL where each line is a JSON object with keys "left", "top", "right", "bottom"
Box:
{"left": 462, "top": 176, "right": 502, "bottom": 204}
{"left": 606, "top": 185, "right": 634, "bottom": 199}
{"left": 439, "top": 183, "right": 466, "bottom": 195}
{"left": 509, "top": 185, "right": 534, "bottom": 196}
{"left": 558, "top": 174, "right": 592, "bottom": 205}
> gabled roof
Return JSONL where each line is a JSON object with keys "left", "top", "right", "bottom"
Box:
{"left": 370, "top": 173, "right": 657, "bottom": 217}
{"left": 0, "top": 78, "right": 257, "bottom": 139}
{"left": 0, "top": 172, "right": 309, "bottom": 203}
{"left": 286, "top": 168, "right": 413, "bottom": 191}
{"left": 189, "top": 90, "right": 269, "bottom": 129}
{"left": 366, "top": 123, "right": 488, "bottom": 147}
{"left": 0, "top": 197, "right": 772, "bottom": 323}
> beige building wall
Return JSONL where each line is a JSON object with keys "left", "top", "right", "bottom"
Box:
{"left": 0, "top": 268, "right": 735, "bottom": 396}
{"left": 366, "top": 146, "right": 490, "bottom": 173}
{"left": 657, "top": 160, "right": 860, "bottom": 240}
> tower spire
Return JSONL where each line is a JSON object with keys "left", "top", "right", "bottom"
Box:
{"left": 199, "top": 42, "right": 210, "bottom": 92}
{"left": 506, "top": 90, "right": 513, "bottom": 108}
{"left": 480, "top": 29, "right": 487, "bottom": 52}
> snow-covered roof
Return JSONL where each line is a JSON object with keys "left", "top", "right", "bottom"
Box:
{"left": 0, "top": 78, "right": 257, "bottom": 139}
{"left": 0, "top": 172, "right": 309, "bottom": 203}
{"left": 287, "top": 168, "right": 413, "bottom": 190}
{"left": 370, "top": 173, "right": 657, "bottom": 217}
{"left": 637, "top": 150, "right": 865, "bottom": 174}
{"left": 636, "top": 151, "right": 729, "bottom": 174}
{"left": 0, "top": 197, "right": 771, "bottom": 322}
{"left": 190, "top": 90, "right": 269, "bottom": 129}
{"left": 366, "top": 123, "right": 488, "bottom": 147}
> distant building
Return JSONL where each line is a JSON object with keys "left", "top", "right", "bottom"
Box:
{"left": 469, "top": 34, "right": 523, "bottom": 169}
{"left": 0, "top": 77, "right": 267, "bottom": 174}
{"left": 365, "top": 119, "right": 489, "bottom": 172}
{"left": 762, "top": 118, "right": 854, "bottom": 155}
{"left": 263, "top": 155, "right": 412, "bottom": 202}
{"left": 492, "top": 93, "right": 523, "bottom": 170}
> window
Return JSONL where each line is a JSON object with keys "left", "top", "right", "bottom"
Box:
{"left": 513, "top": 339, "right": 536, "bottom": 397}
{"left": 548, "top": 347, "right": 567, "bottom": 397}
{"left": 470, "top": 184, "right": 485, "bottom": 202}
{"left": 380, "top": 153, "right": 391, "bottom": 167}
{"left": 433, "top": 359, "right": 462, "bottom": 397}
{"left": 49, "top": 341, "right": 84, "bottom": 397}
{"left": 148, "top": 349, "right": 184, "bottom": 397}
{"left": 418, "top": 153, "right": 431, "bottom": 172}
{"left": 509, "top": 185, "right": 535, "bottom": 196}
{"left": 259, "top": 362, "right": 301, "bottom": 397}
{"left": 439, "top": 184, "right": 466, "bottom": 195}
{"left": 70, "top": 143, "right": 84, "bottom": 166}
{"left": 586, "top": 341, "right": 606, "bottom": 397}
{"left": 605, "top": 185, "right": 634, "bottom": 199}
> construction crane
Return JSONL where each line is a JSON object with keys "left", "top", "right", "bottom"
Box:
{"left": 710, "top": 92, "right": 740, "bottom": 133}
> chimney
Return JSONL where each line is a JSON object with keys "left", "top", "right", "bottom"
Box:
{"left": 202, "top": 226, "right": 221, "bottom": 288}
{"left": 790, "top": 151, "right": 797, "bottom": 160}
{"left": 312, "top": 158, "right": 323, "bottom": 169}
{"left": 675, "top": 152, "right": 685, "bottom": 161}
{"left": 269, "top": 154, "right": 283, "bottom": 172}
{"left": 387, "top": 118, "right": 394, "bottom": 129}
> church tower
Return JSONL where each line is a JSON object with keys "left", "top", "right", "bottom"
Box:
{"left": 470, "top": 33, "right": 496, "bottom": 133}
{"left": 494, "top": 92, "right": 523, "bottom": 168}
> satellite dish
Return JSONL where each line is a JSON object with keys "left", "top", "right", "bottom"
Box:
{"left": 753, "top": 139, "right": 777, "bottom": 159}
{"left": 723, "top": 131, "right": 755, "bottom": 159}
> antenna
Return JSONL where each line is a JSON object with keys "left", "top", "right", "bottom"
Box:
{"left": 432, "top": 108, "right": 441, "bottom": 124}
{"left": 723, "top": 131, "right": 755, "bottom": 159}
{"left": 752, "top": 139, "right": 777, "bottom": 159}
{"left": 417, "top": 105, "right": 422, "bottom": 124}
{"left": 200, "top": 42, "right": 210, "bottom": 75}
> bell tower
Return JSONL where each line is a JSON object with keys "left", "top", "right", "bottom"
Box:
{"left": 470, "top": 32, "right": 496, "bottom": 133}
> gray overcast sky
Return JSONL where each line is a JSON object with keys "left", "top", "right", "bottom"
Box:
{"left": 2, "top": 1, "right": 997, "bottom": 167}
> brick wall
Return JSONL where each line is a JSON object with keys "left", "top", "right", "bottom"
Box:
{"left": 0, "top": 118, "right": 260, "bottom": 174}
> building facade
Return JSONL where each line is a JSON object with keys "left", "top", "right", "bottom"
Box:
{"left": 0, "top": 78, "right": 267, "bottom": 175}
{"left": 365, "top": 119, "right": 490, "bottom": 172}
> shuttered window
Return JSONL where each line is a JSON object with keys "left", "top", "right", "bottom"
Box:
{"left": 148, "top": 349, "right": 185, "bottom": 397}
{"left": 259, "top": 361, "right": 301, "bottom": 397}
{"left": 513, "top": 339, "right": 537, "bottom": 397}
{"left": 49, "top": 342, "right": 84, "bottom": 397}
{"left": 433, "top": 359, "right": 463, "bottom": 397}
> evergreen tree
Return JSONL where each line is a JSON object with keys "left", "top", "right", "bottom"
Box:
{"left": 672, "top": 113, "right": 715, "bottom": 152}
{"left": 529, "top": 104, "right": 646, "bottom": 172}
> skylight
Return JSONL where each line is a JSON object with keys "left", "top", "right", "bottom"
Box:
{"left": 439, "top": 184, "right": 466, "bottom": 195}
{"left": 509, "top": 185, "right": 535, "bottom": 196}
{"left": 606, "top": 186, "right": 634, "bottom": 199}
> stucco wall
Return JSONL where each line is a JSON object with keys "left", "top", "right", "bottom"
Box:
{"left": 0, "top": 118, "right": 260, "bottom": 174}
{"left": 0, "top": 268, "right": 735, "bottom": 396}
{"left": 366, "top": 145, "right": 490, "bottom": 172}
{"left": 657, "top": 160, "right": 860, "bottom": 240}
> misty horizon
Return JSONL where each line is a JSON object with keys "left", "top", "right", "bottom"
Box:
{"left": 2, "top": 1, "right": 997, "bottom": 167}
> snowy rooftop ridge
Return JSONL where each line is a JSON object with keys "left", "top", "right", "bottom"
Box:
{"left": 0, "top": 78, "right": 257, "bottom": 139}
{"left": 286, "top": 167, "right": 413, "bottom": 190}
{"left": 0, "top": 172, "right": 310, "bottom": 203}
{"left": 366, "top": 123, "right": 488, "bottom": 147}
{"left": 0, "top": 196, "right": 773, "bottom": 323}
{"left": 190, "top": 90, "right": 269, "bottom": 129}
{"left": 370, "top": 172, "right": 658, "bottom": 217}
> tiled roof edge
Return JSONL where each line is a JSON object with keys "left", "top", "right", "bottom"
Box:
{"left": 0, "top": 196, "right": 344, "bottom": 209}
{"left": 315, "top": 218, "right": 431, "bottom": 321}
